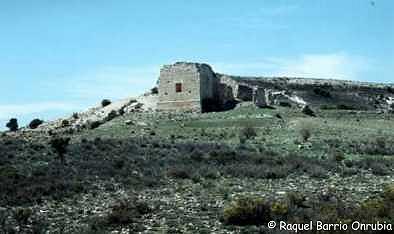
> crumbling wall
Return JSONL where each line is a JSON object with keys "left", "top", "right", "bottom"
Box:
{"left": 253, "top": 87, "right": 267, "bottom": 107}
{"left": 158, "top": 62, "right": 394, "bottom": 112}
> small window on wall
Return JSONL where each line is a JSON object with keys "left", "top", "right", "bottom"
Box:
{"left": 175, "top": 83, "right": 182, "bottom": 93}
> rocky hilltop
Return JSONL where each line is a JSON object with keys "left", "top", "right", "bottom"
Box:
{"left": 9, "top": 62, "right": 394, "bottom": 134}
{"left": 155, "top": 61, "right": 394, "bottom": 113}
{"left": 220, "top": 73, "right": 394, "bottom": 110}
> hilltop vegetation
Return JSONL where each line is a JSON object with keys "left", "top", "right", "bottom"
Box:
{"left": 0, "top": 105, "right": 393, "bottom": 233}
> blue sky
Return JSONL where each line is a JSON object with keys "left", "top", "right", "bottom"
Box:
{"left": 1, "top": 0, "right": 393, "bottom": 129}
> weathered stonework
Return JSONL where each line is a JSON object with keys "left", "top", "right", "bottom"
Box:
{"left": 253, "top": 87, "right": 268, "bottom": 107}
{"left": 157, "top": 62, "right": 218, "bottom": 112}
{"left": 157, "top": 61, "right": 394, "bottom": 112}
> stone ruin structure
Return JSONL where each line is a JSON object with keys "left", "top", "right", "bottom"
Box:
{"left": 157, "top": 62, "right": 218, "bottom": 112}
{"left": 157, "top": 62, "right": 394, "bottom": 112}
{"left": 157, "top": 62, "right": 271, "bottom": 112}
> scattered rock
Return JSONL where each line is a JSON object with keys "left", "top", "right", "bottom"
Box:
{"left": 136, "top": 122, "right": 148, "bottom": 127}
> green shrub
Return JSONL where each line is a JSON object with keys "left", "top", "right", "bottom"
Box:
{"left": 105, "top": 110, "right": 118, "bottom": 121}
{"left": 190, "top": 149, "right": 204, "bottom": 162}
{"left": 355, "top": 136, "right": 394, "bottom": 156}
{"left": 50, "top": 137, "right": 70, "bottom": 164}
{"left": 320, "top": 105, "right": 336, "bottom": 110}
{"left": 336, "top": 104, "right": 356, "bottom": 110}
{"left": 89, "top": 121, "right": 102, "bottom": 129}
{"left": 329, "top": 149, "right": 345, "bottom": 162}
{"left": 240, "top": 126, "right": 257, "bottom": 141}
{"left": 6, "top": 118, "right": 18, "bottom": 132}
{"left": 300, "top": 127, "right": 312, "bottom": 142}
{"left": 151, "top": 87, "right": 158, "bottom": 94}
{"left": 61, "top": 119, "right": 70, "bottom": 128}
{"left": 222, "top": 197, "right": 271, "bottom": 226}
{"left": 352, "top": 184, "right": 393, "bottom": 222}
{"left": 29, "top": 119, "right": 44, "bottom": 129}
{"left": 307, "top": 165, "right": 329, "bottom": 178}
{"left": 72, "top": 112, "right": 79, "bottom": 119}
{"left": 167, "top": 167, "right": 191, "bottom": 179}
{"left": 279, "top": 102, "right": 292, "bottom": 107}
{"left": 101, "top": 99, "right": 111, "bottom": 107}
{"left": 302, "top": 105, "right": 316, "bottom": 117}
{"left": 313, "top": 87, "right": 331, "bottom": 98}
{"left": 107, "top": 197, "right": 151, "bottom": 225}
{"left": 13, "top": 207, "right": 33, "bottom": 225}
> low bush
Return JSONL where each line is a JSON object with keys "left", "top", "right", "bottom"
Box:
{"left": 167, "top": 167, "right": 191, "bottom": 179}
{"left": 13, "top": 207, "right": 33, "bottom": 225}
{"left": 352, "top": 137, "right": 394, "bottom": 156}
{"left": 336, "top": 104, "right": 356, "bottom": 110}
{"left": 329, "top": 148, "right": 346, "bottom": 162}
{"left": 150, "top": 87, "right": 158, "bottom": 94}
{"left": 299, "top": 127, "right": 312, "bottom": 143}
{"left": 352, "top": 185, "right": 394, "bottom": 223}
{"left": 222, "top": 185, "right": 394, "bottom": 229}
{"left": 279, "top": 102, "right": 292, "bottom": 107}
{"left": 107, "top": 196, "right": 151, "bottom": 225}
{"left": 88, "top": 121, "right": 102, "bottom": 129}
{"left": 239, "top": 126, "right": 257, "bottom": 141}
{"left": 354, "top": 157, "right": 391, "bottom": 176}
{"left": 302, "top": 105, "right": 316, "bottom": 117}
{"left": 313, "top": 87, "right": 331, "bottom": 98}
{"left": 222, "top": 197, "right": 271, "bottom": 226}
{"left": 61, "top": 119, "right": 70, "bottom": 128}
{"left": 105, "top": 110, "right": 118, "bottom": 121}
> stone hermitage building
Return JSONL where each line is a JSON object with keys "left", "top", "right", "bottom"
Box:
{"left": 157, "top": 62, "right": 218, "bottom": 112}
{"left": 157, "top": 62, "right": 268, "bottom": 112}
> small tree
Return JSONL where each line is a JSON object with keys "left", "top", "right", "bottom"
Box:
{"left": 6, "top": 118, "right": 18, "bottom": 132}
{"left": 50, "top": 137, "right": 70, "bottom": 164}
{"left": 101, "top": 99, "right": 111, "bottom": 107}
{"left": 151, "top": 87, "right": 158, "bottom": 94}
{"left": 72, "top": 112, "right": 79, "bottom": 119}
{"left": 29, "top": 119, "right": 43, "bottom": 129}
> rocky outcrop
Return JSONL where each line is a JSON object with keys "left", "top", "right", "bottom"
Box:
{"left": 25, "top": 92, "right": 159, "bottom": 133}
{"left": 216, "top": 73, "right": 394, "bottom": 111}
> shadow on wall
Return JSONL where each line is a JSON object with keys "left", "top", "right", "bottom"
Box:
{"left": 201, "top": 83, "right": 239, "bottom": 113}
